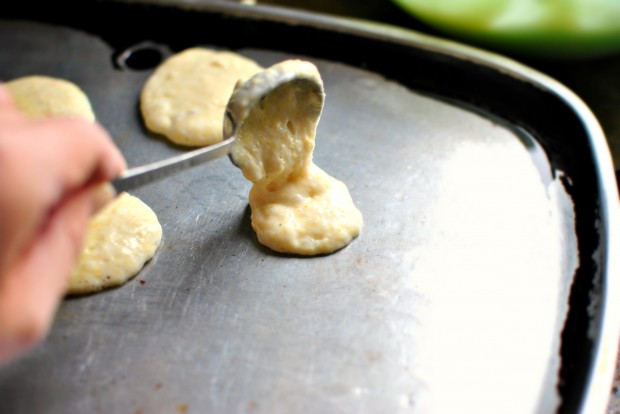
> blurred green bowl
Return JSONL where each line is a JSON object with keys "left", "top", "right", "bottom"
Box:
{"left": 392, "top": 0, "right": 620, "bottom": 59}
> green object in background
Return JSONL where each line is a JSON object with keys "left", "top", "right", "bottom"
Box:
{"left": 392, "top": 0, "right": 620, "bottom": 58}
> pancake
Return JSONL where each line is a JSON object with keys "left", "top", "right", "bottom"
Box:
{"left": 140, "top": 47, "right": 262, "bottom": 147}
{"left": 4, "top": 75, "right": 95, "bottom": 121}
{"left": 67, "top": 192, "right": 162, "bottom": 295}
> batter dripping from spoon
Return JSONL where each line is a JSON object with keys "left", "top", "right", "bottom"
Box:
{"left": 228, "top": 59, "right": 363, "bottom": 255}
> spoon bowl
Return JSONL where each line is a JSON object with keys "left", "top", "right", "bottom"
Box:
{"left": 225, "top": 59, "right": 325, "bottom": 183}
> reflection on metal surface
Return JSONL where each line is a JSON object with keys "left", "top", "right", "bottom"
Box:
{"left": 402, "top": 137, "right": 577, "bottom": 412}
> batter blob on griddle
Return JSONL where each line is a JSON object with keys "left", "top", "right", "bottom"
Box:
{"left": 230, "top": 60, "right": 362, "bottom": 255}
{"left": 140, "top": 47, "right": 262, "bottom": 147}
{"left": 5, "top": 75, "right": 95, "bottom": 121}
{"left": 67, "top": 192, "right": 162, "bottom": 295}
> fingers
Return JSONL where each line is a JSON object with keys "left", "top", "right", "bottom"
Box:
{"left": 0, "top": 112, "right": 126, "bottom": 276}
{"left": 31, "top": 117, "right": 126, "bottom": 188}
{"left": 0, "top": 183, "right": 110, "bottom": 362}
{"left": 0, "top": 85, "right": 23, "bottom": 122}
{"left": 91, "top": 182, "right": 117, "bottom": 213}
{"left": 0, "top": 85, "right": 14, "bottom": 108}
{"left": 0, "top": 84, "right": 126, "bottom": 363}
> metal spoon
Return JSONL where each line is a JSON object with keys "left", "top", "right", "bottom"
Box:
{"left": 111, "top": 136, "right": 234, "bottom": 193}
{"left": 111, "top": 59, "right": 324, "bottom": 194}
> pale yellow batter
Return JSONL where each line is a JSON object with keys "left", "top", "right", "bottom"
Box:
{"left": 231, "top": 60, "right": 362, "bottom": 255}
{"left": 67, "top": 192, "right": 162, "bottom": 295}
{"left": 6, "top": 75, "right": 162, "bottom": 294}
{"left": 4, "top": 75, "right": 95, "bottom": 121}
{"left": 140, "top": 47, "right": 262, "bottom": 147}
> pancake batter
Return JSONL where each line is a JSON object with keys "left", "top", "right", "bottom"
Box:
{"left": 230, "top": 60, "right": 362, "bottom": 255}
{"left": 141, "top": 47, "right": 262, "bottom": 147}
{"left": 5, "top": 75, "right": 95, "bottom": 121}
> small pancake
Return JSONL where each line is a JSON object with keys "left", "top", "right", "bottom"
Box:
{"left": 140, "top": 47, "right": 262, "bottom": 147}
{"left": 5, "top": 75, "right": 163, "bottom": 294}
{"left": 67, "top": 192, "right": 162, "bottom": 295}
{"left": 4, "top": 75, "right": 95, "bottom": 121}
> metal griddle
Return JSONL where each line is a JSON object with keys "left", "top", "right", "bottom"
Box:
{"left": 0, "top": 1, "right": 618, "bottom": 413}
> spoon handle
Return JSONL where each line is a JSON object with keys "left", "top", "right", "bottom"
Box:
{"left": 111, "top": 137, "right": 235, "bottom": 194}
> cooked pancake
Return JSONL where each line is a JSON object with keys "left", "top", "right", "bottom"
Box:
{"left": 140, "top": 47, "right": 262, "bottom": 147}
{"left": 4, "top": 75, "right": 95, "bottom": 121}
{"left": 67, "top": 192, "right": 162, "bottom": 295}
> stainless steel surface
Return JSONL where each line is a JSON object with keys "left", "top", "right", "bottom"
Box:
{"left": 0, "top": 2, "right": 618, "bottom": 413}
{"left": 112, "top": 136, "right": 234, "bottom": 193}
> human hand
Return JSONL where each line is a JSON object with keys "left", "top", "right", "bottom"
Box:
{"left": 0, "top": 85, "right": 126, "bottom": 363}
